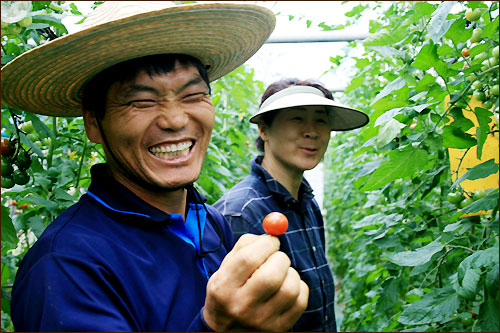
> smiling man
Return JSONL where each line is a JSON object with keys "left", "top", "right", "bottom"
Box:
{"left": 2, "top": 2, "right": 310, "bottom": 332}
{"left": 214, "top": 78, "right": 369, "bottom": 331}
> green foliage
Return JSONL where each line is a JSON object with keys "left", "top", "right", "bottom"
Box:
{"left": 323, "top": 1, "right": 499, "bottom": 332}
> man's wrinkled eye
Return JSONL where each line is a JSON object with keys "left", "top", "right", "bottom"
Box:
{"left": 128, "top": 100, "right": 157, "bottom": 108}
{"left": 184, "top": 92, "right": 209, "bottom": 103}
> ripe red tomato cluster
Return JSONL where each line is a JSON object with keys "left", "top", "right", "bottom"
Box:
{"left": 262, "top": 212, "right": 289, "bottom": 236}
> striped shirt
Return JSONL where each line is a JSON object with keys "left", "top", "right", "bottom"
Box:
{"left": 214, "top": 156, "right": 337, "bottom": 332}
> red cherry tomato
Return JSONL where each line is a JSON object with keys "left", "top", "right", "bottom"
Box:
{"left": 461, "top": 48, "right": 469, "bottom": 57}
{"left": 19, "top": 203, "right": 28, "bottom": 209}
{"left": 262, "top": 212, "right": 288, "bottom": 236}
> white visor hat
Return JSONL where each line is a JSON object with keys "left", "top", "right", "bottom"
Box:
{"left": 249, "top": 86, "right": 369, "bottom": 131}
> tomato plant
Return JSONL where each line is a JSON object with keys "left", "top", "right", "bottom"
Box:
{"left": 322, "top": 1, "right": 498, "bottom": 332}
{"left": 262, "top": 212, "right": 289, "bottom": 236}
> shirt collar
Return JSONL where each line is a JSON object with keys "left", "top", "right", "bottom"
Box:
{"left": 86, "top": 163, "right": 206, "bottom": 223}
{"left": 250, "top": 156, "right": 314, "bottom": 205}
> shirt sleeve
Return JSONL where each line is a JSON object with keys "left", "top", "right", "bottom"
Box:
{"left": 186, "top": 307, "right": 215, "bottom": 332}
{"left": 12, "top": 252, "right": 138, "bottom": 332}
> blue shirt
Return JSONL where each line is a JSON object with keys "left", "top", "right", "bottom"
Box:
{"left": 214, "top": 156, "right": 337, "bottom": 332}
{"left": 11, "top": 163, "right": 235, "bottom": 332}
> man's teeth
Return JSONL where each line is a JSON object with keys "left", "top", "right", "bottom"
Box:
{"left": 150, "top": 141, "right": 192, "bottom": 158}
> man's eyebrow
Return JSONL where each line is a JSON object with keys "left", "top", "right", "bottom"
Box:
{"left": 177, "top": 76, "right": 208, "bottom": 93}
{"left": 122, "top": 84, "right": 159, "bottom": 98}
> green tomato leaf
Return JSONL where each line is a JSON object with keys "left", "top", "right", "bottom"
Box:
{"left": 371, "top": 77, "right": 406, "bottom": 105}
{"left": 376, "top": 119, "right": 405, "bottom": 148}
{"left": 479, "top": 296, "right": 499, "bottom": 333}
{"left": 1, "top": 205, "right": 18, "bottom": 249}
{"left": 386, "top": 238, "right": 444, "bottom": 267}
{"left": 398, "top": 286, "right": 460, "bottom": 324}
{"left": 452, "top": 159, "right": 498, "bottom": 187}
{"left": 454, "top": 268, "right": 481, "bottom": 300}
{"left": 362, "top": 149, "right": 429, "bottom": 191}
{"left": 474, "top": 107, "right": 493, "bottom": 159}
{"left": 460, "top": 191, "right": 499, "bottom": 213}
{"left": 442, "top": 125, "right": 476, "bottom": 149}
{"left": 363, "top": 28, "right": 407, "bottom": 47}
{"left": 428, "top": 1, "right": 456, "bottom": 43}
{"left": 445, "top": 17, "right": 473, "bottom": 43}
{"left": 376, "top": 278, "right": 399, "bottom": 312}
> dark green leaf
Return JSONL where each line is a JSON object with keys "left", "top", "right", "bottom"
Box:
{"left": 1, "top": 205, "right": 18, "bottom": 249}
{"left": 442, "top": 125, "right": 476, "bottom": 149}
{"left": 398, "top": 286, "right": 460, "bottom": 324}
{"left": 460, "top": 191, "right": 499, "bottom": 213}
{"left": 376, "top": 278, "right": 399, "bottom": 312}
{"left": 362, "top": 149, "right": 429, "bottom": 191}
{"left": 452, "top": 159, "right": 498, "bottom": 187}
{"left": 386, "top": 238, "right": 444, "bottom": 267}
{"left": 479, "top": 296, "right": 499, "bottom": 332}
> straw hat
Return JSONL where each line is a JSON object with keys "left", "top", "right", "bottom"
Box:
{"left": 1, "top": 1, "right": 275, "bottom": 117}
{"left": 250, "top": 86, "right": 369, "bottom": 131}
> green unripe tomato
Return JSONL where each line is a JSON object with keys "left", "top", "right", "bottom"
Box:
{"left": 13, "top": 169, "right": 30, "bottom": 185}
{"left": 472, "top": 81, "right": 483, "bottom": 90}
{"left": 474, "top": 189, "right": 488, "bottom": 200}
{"left": 474, "top": 52, "right": 488, "bottom": 63}
{"left": 465, "top": 8, "right": 481, "bottom": 22}
{"left": 468, "top": 73, "right": 476, "bottom": 82}
{"left": 447, "top": 192, "right": 464, "bottom": 206}
{"left": 470, "top": 28, "right": 483, "bottom": 43}
{"left": 20, "top": 120, "right": 34, "bottom": 134}
{"left": 482, "top": 100, "right": 494, "bottom": 109}
{"left": 488, "top": 56, "right": 499, "bottom": 66}
{"left": 493, "top": 45, "right": 499, "bottom": 59}
{"left": 1, "top": 157, "right": 13, "bottom": 176}
{"left": 1, "top": 174, "right": 15, "bottom": 189}
{"left": 473, "top": 90, "right": 487, "bottom": 101}
{"left": 7, "top": 24, "right": 21, "bottom": 34}
{"left": 490, "top": 85, "right": 499, "bottom": 96}
{"left": 459, "top": 197, "right": 474, "bottom": 209}
{"left": 481, "top": 59, "right": 491, "bottom": 71}
{"left": 17, "top": 16, "right": 32, "bottom": 28}
{"left": 15, "top": 151, "right": 32, "bottom": 171}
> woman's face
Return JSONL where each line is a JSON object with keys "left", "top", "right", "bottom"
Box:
{"left": 259, "top": 106, "right": 331, "bottom": 175}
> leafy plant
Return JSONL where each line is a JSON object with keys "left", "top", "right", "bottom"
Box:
{"left": 323, "top": 1, "right": 499, "bottom": 331}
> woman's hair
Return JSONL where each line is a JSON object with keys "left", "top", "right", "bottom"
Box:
{"left": 81, "top": 53, "right": 211, "bottom": 119}
{"left": 255, "top": 78, "right": 333, "bottom": 152}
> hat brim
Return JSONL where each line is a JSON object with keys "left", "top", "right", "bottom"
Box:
{"left": 1, "top": 3, "right": 275, "bottom": 117}
{"left": 250, "top": 91, "right": 369, "bottom": 131}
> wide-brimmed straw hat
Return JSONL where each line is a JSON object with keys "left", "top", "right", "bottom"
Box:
{"left": 250, "top": 85, "right": 369, "bottom": 131}
{"left": 1, "top": 1, "right": 275, "bottom": 117}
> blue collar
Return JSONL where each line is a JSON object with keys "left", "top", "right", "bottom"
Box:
{"left": 86, "top": 163, "right": 207, "bottom": 224}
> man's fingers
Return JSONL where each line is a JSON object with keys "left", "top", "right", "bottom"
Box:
{"left": 216, "top": 234, "right": 280, "bottom": 287}
{"left": 243, "top": 251, "right": 291, "bottom": 301}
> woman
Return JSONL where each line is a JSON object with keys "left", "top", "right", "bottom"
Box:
{"left": 214, "top": 78, "right": 369, "bottom": 332}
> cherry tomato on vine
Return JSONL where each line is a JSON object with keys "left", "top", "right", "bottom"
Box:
{"left": 465, "top": 8, "right": 481, "bottom": 22}
{"left": 19, "top": 203, "right": 29, "bottom": 209}
{"left": 13, "top": 169, "right": 30, "bottom": 186}
{"left": 461, "top": 48, "right": 469, "bottom": 57}
{"left": 1, "top": 137, "right": 14, "bottom": 157}
{"left": 11, "top": 200, "right": 17, "bottom": 207}
{"left": 459, "top": 197, "right": 474, "bottom": 209}
{"left": 1, "top": 175, "right": 15, "bottom": 188}
{"left": 473, "top": 90, "right": 487, "bottom": 102}
{"left": 447, "top": 192, "right": 464, "bottom": 206}
{"left": 262, "top": 212, "right": 288, "bottom": 236}
{"left": 1, "top": 157, "right": 13, "bottom": 176}
{"left": 15, "top": 151, "right": 32, "bottom": 170}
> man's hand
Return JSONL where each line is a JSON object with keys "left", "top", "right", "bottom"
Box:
{"left": 203, "top": 234, "right": 309, "bottom": 331}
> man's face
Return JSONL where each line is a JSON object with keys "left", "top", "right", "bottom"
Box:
{"left": 260, "top": 106, "right": 331, "bottom": 174}
{"left": 85, "top": 63, "right": 214, "bottom": 193}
